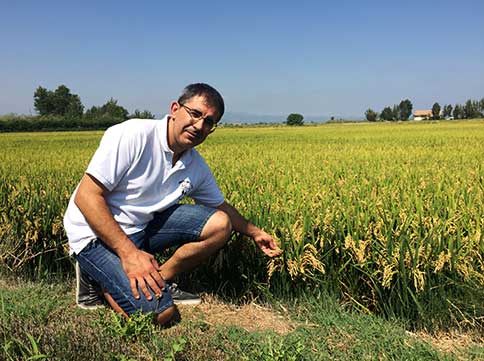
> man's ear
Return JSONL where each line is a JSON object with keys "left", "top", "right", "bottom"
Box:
{"left": 170, "top": 101, "right": 180, "bottom": 117}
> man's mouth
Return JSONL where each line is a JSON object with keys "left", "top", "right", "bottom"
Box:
{"left": 185, "top": 129, "right": 201, "bottom": 141}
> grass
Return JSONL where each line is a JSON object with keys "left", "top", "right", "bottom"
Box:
{"left": 1, "top": 276, "right": 482, "bottom": 360}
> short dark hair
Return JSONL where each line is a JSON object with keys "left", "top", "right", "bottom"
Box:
{"left": 177, "top": 83, "right": 225, "bottom": 120}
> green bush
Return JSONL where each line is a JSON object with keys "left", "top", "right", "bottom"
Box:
{"left": 0, "top": 115, "right": 124, "bottom": 132}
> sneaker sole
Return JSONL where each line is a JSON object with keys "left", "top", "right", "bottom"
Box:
{"left": 75, "top": 261, "right": 81, "bottom": 306}
{"left": 76, "top": 303, "right": 105, "bottom": 310}
{"left": 173, "top": 299, "right": 202, "bottom": 306}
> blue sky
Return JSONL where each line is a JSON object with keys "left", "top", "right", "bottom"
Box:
{"left": 1, "top": 0, "right": 483, "bottom": 120}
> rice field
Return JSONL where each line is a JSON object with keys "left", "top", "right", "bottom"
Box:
{"left": 1, "top": 120, "right": 483, "bottom": 328}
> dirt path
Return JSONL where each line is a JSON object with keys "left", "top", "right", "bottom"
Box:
{"left": 178, "top": 295, "right": 297, "bottom": 335}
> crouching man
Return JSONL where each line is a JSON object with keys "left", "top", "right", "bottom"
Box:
{"left": 63, "top": 83, "right": 281, "bottom": 325}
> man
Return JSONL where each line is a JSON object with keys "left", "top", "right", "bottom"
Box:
{"left": 64, "top": 83, "right": 281, "bottom": 325}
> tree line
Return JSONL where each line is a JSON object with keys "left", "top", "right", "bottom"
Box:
{"left": 0, "top": 85, "right": 154, "bottom": 132}
{"left": 365, "top": 99, "right": 414, "bottom": 122}
{"left": 365, "top": 98, "right": 484, "bottom": 122}
{"left": 428, "top": 99, "right": 484, "bottom": 120}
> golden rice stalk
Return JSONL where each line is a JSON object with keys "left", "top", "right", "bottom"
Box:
{"left": 412, "top": 267, "right": 425, "bottom": 292}
{"left": 433, "top": 251, "right": 451, "bottom": 273}
{"left": 285, "top": 243, "right": 325, "bottom": 280}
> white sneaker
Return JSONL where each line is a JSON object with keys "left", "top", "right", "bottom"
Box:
{"left": 75, "top": 262, "right": 105, "bottom": 310}
{"left": 168, "top": 282, "right": 201, "bottom": 305}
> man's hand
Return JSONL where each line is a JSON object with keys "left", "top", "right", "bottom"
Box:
{"left": 216, "top": 201, "right": 282, "bottom": 257}
{"left": 252, "top": 230, "right": 283, "bottom": 257}
{"left": 120, "top": 249, "right": 166, "bottom": 300}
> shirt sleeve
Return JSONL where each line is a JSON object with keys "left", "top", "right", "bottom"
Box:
{"left": 190, "top": 161, "right": 225, "bottom": 207}
{"left": 85, "top": 123, "right": 137, "bottom": 191}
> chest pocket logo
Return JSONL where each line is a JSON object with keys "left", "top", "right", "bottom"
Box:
{"left": 178, "top": 178, "right": 193, "bottom": 200}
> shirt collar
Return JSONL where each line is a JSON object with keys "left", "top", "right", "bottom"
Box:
{"left": 159, "top": 114, "right": 172, "bottom": 153}
{"left": 159, "top": 114, "right": 193, "bottom": 167}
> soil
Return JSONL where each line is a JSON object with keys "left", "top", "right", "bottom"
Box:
{"left": 177, "top": 294, "right": 297, "bottom": 335}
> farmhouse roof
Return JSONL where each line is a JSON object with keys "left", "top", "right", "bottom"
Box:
{"left": 414, "top": 110, "right": 433, "bottom": 116}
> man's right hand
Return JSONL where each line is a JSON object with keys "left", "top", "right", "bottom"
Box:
{"left": 120, "top": 249, "right": 165, "bottom": 300}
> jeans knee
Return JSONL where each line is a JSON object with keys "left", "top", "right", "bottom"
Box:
{"left": 154, "top": 305, "right": 176, "bottom": 326}
{"left": 200, "top": 210, "right": 232, "bottom": 248}
{"left": 213, "top": 210, "right": 232, "bottom": 241}
{"left": 202, "top": 210, "right": 232, "bottom": 247}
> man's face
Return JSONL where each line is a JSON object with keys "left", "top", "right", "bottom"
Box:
{"left": 168, "top": 95, "right": 220, "bottom": 153}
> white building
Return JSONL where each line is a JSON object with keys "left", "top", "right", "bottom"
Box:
{"left": 413, "top": 110, "right": 433, "bottom": 121}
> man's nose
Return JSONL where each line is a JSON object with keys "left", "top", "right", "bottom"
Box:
{"left": 191, "top": 118, "right": 204, "bottom": 131}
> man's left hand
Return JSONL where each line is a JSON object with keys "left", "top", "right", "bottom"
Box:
{"left": 216, "top": 201, "right": 283, "bottom": 257}
{"left": 253, "top": 230, "right": 283, "bottom": 257}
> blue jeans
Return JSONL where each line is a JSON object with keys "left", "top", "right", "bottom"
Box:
{"left": 75, "top": 204, "right": 217, "bottom": 315}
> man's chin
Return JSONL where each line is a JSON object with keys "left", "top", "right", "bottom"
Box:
{"left": 183, "top": 134, "right": 203, "bottom": 146}
{"left": 178, "top": 138, "right": 198, "bottom": 150}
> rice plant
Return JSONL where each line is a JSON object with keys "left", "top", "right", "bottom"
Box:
{"left": 1, "top": 121, "right": 483, "bottom": 327}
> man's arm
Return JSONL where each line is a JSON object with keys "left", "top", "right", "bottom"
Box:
{"left": 216, "top": 201, "right": 282, "bottom": 257}
{"left": 74, "top": 174, "right": 165, "bottom": 300}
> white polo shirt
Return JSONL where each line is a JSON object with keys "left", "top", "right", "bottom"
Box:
{"left": 63, "top": 116, "right": 224, "bottom": 255}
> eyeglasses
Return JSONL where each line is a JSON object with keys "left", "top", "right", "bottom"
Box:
{"left": 180, "top": 103, "right": 218, "bottom": 133}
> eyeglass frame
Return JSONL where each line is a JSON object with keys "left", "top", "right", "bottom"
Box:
{"left": 179, "top": 102, "right": 219, "bottom": 133}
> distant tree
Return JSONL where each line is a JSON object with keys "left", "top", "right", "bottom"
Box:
{"left": 398, "top": 99, "right": 413, "bottom": 121}
{"left": 52, "top": 85, "right": 72, "bottom": 116}
{"left": 33, "top": 86, "right": 55, "bottom": 116}
{"left": 380, "top": 106, "right": 394, "bottom": 121}
{"left": 286, "top": 113, "right": 304, "bottom": 126}
{"left": 33, "top": 84, "right": 83, "bottom": 118}
{"left": 480, "top": 98, "right": 484, "bottom": 114}
{"left": 130, "top": 109, "right": 155, "bottom": 119}
{"left": 392, "top": 104, "right": 400, "bottom": 120}
{"left": 475, "top": 100, "right": 482, "bottom": 118}
{"left": 464, "top": 99, "right": 480, "bottom": 119}
{"left": 64, "top": 95, "right": 84, "bottom": 119}
{"left": 365, "top": 108, "right": 378, "bottom": 122}
{"left": 102, "top": 98, "right": 129, "bottom": 119}
{"left": 431, "top": 102, "right": 441, "bottom": 120}
{"left": 84, "top": 105, "right": 101, "bottom": 119}
{"left": 442, "top": 104, "right": 448, "bottom": 118}
{"left": 453, "top": 104, "right": 463, "bottom": 119}
{"left": 442, "top": 104, "right": 453, "bottom": 118}
{"left": 86, "top": 98, "right": 129, "bottom": 121}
